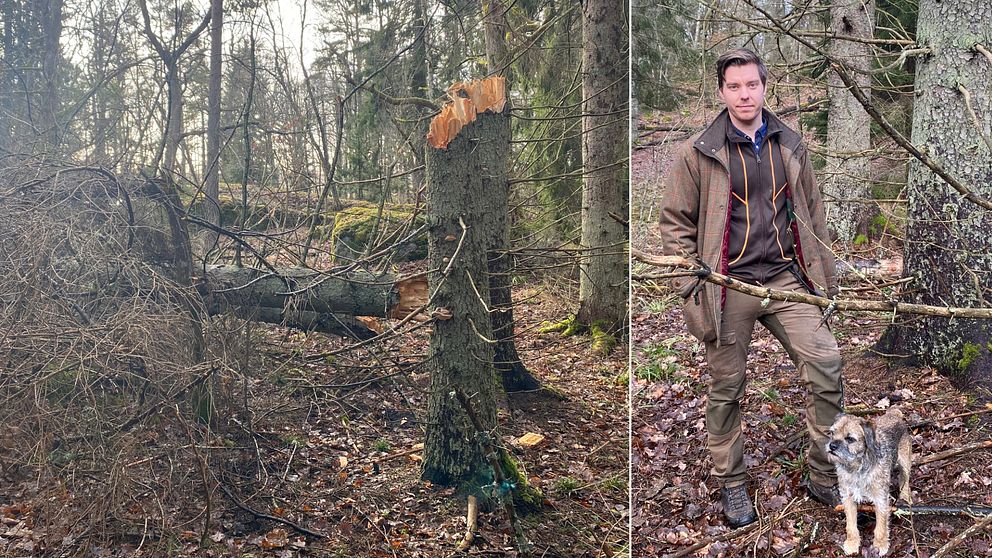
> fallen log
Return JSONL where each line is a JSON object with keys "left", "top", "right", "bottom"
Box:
{"left": 219, "top": 304, "right": 379, "bottom": 340}
{"left": 198, "top": 265, "right": 427, "bottom": 338}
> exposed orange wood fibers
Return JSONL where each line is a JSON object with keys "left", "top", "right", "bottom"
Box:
{"left": 426, "top": 76, "right": 507, "bottom": 149}
{"left": 390, "top": 276, "right": 429, "bottom": 320}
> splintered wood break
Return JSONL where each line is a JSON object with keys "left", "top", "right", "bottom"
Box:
{"left": 390, "top": 276, "right": 429, "bottom": 320}
{"left": 426, "top": 76, "right": 507, "bottom": 149}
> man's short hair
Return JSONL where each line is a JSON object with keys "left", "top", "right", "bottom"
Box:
{"left": 716, "top": 48, "right": 768, "bottom": 89}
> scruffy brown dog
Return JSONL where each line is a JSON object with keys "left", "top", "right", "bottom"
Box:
{"left": 826, "top": 408, "right": 912, "bottom": 556}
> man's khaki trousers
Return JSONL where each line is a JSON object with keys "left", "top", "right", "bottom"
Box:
{"left": 703, "top": 269, "right": 843, "bottom": 487}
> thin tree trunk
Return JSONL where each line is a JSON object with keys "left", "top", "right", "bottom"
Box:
{"left": 0, "top": 6, "right": 13, "bottom": 151}
{"left": 91, "top": 7, "right": 109, "bottom": 162}
{"left": 825, "top": 0, "right": 874, "bottom": 243}
{"left": 408, "top": 0, "right": 429, "bottom": 195}
{"left": 421, "top": 110, "right": 505, "bottom": 488}
{"left": 877, "top": 0, "right": 992, "bottom": 388}
{"left": 135, "top": 0, "right": 210, "bottom": 178}
{"left": 204, "top": 0, "right": 223, "bottom": 250}
{"left": 577, "top": 0, "right": 629, "bottom": 331}
{"left": 236, "top": 22, "right": 258, "bottom": 267}
{"left": 41, "top": 0, "right": 63, "bottom": 149}
{"left": 482, "top": 0, "right": 512, "bottom": 82}
{"left": 480, "top": 0, "right": 539, "bottom": 391}
{"left": 162, "top": 64, "right": 183, "bottom": 175}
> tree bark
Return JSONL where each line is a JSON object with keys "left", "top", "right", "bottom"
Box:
{"left": 162, "top": 64, "right": 183, "bottom": 175}
{"left": 41, "top": 0, "right": 63, "bottom": 149}
{"left": 825, "top": 0, "right": 874, "bottom": 242}
{"left": 421, "top": 109, "right": 504, "bottom": 488}
{"left": 408, "top": 0, "right": 429, "bottom": 197}
{"left": 877, "top": 1, "right": 992, "bottom": 389}
{"left": 201, "top": 265, "right": 422, "bottom": 319}
{"left": 204, "top": 0, "right": 223, "bottom": 250}
{"left": 214, "top": 304, "right": 377, "bottom": 340}
{"left": 482, "top": 0, "right": 512, "bottom": 82}
{"left": 480, "top": 0, "right": 539, "bottom": 391}
{"left": 577, "top": 0, "right": 629, "bottom": 331}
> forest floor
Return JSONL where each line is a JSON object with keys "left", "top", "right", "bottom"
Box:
{"left": 631, "top": 116, "right": 992, "bottom": 557}
{"left": 0, "top": 279, "right": 629, "bottom": 557}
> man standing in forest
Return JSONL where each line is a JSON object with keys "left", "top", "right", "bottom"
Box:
{"left": 659, "top": 48, "right": 843, "bottom": 527}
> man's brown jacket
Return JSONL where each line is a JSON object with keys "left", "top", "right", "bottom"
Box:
{"left": 659, "top": 109, "right": 836, "bottom": 345}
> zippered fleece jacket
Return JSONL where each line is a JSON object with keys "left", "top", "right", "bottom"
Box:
{"left": 659, "top": 109, "right": 837, "bottom": 345}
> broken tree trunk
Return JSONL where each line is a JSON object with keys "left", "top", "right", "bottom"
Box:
{"left": 422, "top": 78, "right": 506, "bottom": 487}
{"left": 428, "top": 78, "right": 539, "bottom": 392}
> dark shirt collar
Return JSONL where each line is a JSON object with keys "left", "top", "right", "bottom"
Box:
{"left": 731, "top": 117, "right": 767, "bottom": 155}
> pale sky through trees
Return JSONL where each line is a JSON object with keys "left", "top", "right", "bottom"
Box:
{"left": 59, "top": 0, "right": 322, "bottom": 71}
{"left": 270, "top": 0, "right": 322, "bottom": 68}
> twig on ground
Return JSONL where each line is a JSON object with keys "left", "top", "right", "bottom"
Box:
{"left": 833, "top": 503, "right": 992, "bottom": 516}
{"left": 454, "top": 495, "right": 479, "bottom": 553}
{"left": 215, "top": 479, "right": 327, "bottom": 539}
{"left": 453, "top": 388, "right": 530, "bottom": 556}
{"left": 763, "top": 430, "right": 806, "bottom": 465}
{"left": 281, "top": 441, "right": 297, "bottom": 481}
{"left": 789, "top": 521, "right": 818, "bottom": 558}
{"left": 909, "top": 407, "right": 992, "bottom": 430}
{"left": 670, "top": 519, "right": 761, "bottom": 558}
{"left": 916, "top": 440, "right": 992, "bottom": 466}
{"left": 379, "top": 444, "right": 424, "bottom": 463}
{"left": 932, "top": 513, "right": 992, "bottom": 558}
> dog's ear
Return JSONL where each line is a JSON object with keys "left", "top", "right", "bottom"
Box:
{"left": 861, "top": 420, "right": 878, "bottom": 456}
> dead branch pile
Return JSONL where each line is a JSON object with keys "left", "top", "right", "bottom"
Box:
{"left": 0, "top": 160, "right": 217, "bottom": 548}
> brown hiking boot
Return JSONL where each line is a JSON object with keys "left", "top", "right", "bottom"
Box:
{"left": 720, "top": 484, "right": 757, "bottom": 527}
{"left": 806, "top": 479, "right": 841, "bottom": 508}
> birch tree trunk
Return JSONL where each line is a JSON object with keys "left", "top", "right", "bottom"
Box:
{"left": 877, "top": 0, "right": 992, "bottom": 387}
{"left": 577, "top": 0, "right": 629, "bottom": 331}
{"left": 825, "top": 0, "right": 874, "bottom": 242}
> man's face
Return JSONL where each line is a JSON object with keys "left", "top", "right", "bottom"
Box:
{"left": 718, "top": 63, "right": 765, "bottom": 127}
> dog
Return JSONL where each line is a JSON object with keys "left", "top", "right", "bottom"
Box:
{"left": 826, "top": 408, "right": 912, "bottom": 556}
